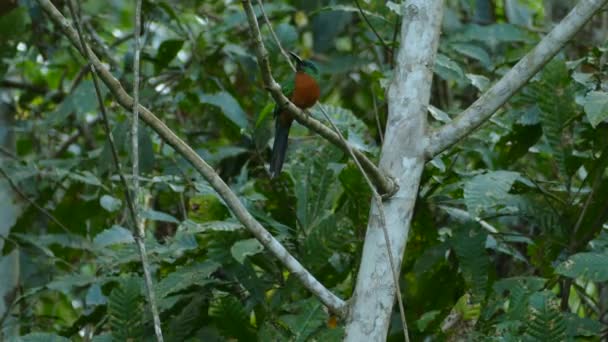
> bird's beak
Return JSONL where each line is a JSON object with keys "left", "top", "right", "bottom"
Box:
{"left": 289, "top": 51, "right": 303, "bottom": 65}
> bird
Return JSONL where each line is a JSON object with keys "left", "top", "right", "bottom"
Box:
{"left": 269, "top": 52, "right": 320, "bottom": 179}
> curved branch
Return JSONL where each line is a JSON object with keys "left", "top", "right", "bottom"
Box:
{"left": 36, "top": 0, "right": 347, "bottom": 316}
{"left": 241, "top": 0, "right": 397, "bottom": 197}
{"left": 426, "top": 0, "right": 608, "bottom": 158}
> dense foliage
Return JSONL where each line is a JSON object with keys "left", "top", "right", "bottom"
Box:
{"left": 1, "top": 0, "right": 607, "bottom": 340}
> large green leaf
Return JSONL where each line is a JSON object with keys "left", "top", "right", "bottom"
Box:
{"left": 155, "top": 260, "right": 220, "bottom": 298}
{"left": 555, "top": 252, "right": 608, "bottom": 282}
{"left": 108, "top": 277, "right": 144, "bottom": 340}
{"left": 463, "top": 170, "right": 520, "bottom": 216}
{"left": 524, "top": 291, "right": 567, "bottom": 341}
{"left": 199, "top": 92, "right": 249, "bottom": 129}
{"left": 582, "top": 91, "right": 608, "bottom": 128}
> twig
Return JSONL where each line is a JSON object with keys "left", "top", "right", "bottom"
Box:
{"left": 65, "top": 1, "right": 163, "bottom": 340}
{"left": 37, "top": 0, "right": 346, "bottom": 317}
{"left": 256, "top": 0, "right": 295, "bottom": 72}
{"left": 317, "top": 105, "right": 409, "bottom": 342}
{"left": 354, "top": 0, "right": 390, "bottom": 54}
{"left": 0, "top": 166, "right": 71, "bottom": 234}
{"left": 0, "top": 80, "right": 48, "bottom": 94}
{"left": 84, "top": 21, "right": 120, "bottom": 70}
{"left": 241, "top": 0, "right": 397, "bottom": 197}
{"left": 372, "top": 88, "right": 384, "bottom": 144}
{"left": 131, "top": 0, "right": 163, "bottom": 340}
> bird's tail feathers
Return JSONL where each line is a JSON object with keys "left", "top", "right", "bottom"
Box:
{"left": 269, "top": 121, "right": 291, "bottom": 179}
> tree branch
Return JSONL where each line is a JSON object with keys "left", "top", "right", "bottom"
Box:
{"left": 36, "top": 0, "right": 346, "bottom": 317}
{"left": 241, "top": 0, "right": 397, "bottom": 198}
{"left": 426, "top": 0, "right": 608, "bottom": 158}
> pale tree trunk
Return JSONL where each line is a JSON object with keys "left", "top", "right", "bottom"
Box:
{"left": 344, "top": 1, "right": 444, "bottom": 340}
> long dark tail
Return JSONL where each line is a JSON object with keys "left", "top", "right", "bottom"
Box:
{"left": 269, "top": 118, "right": 291, "bottom": 179}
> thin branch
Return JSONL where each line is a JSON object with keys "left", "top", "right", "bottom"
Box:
{"left": 65, "top": 1, "right": 163, "bottom": 339}
{"left": 131, "top": 0, "right": 163, "bottom": 340}
{"left": 372, "top": 88, "right": 384, "bottom": 144}
{"left": 354, "top": 0, "right": 390, "bottom": 54}
{"left": 0, "top": 79, "right": 48, "bottom": 94}
{"left": 84, "top": 21, "right": 120, "bottom": 70}
{"left": 256, "top": 0, "right": 295, "bottom": 72}
{"left": 241, "top": 0, "right": 397, "bottom": 198}
{"left": 37, "top": 0, "right": 346, "bottom": 317}
{"left": 427, "top": 0, "right": 608, "bottom": 158}
{"left": 0, "top": 166, "right": 71, "bottom": 234}
{"left": 317, "top": 105, "right": 409, "bottom": 342}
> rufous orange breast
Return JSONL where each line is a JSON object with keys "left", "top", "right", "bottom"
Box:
{"left": 291, "top": 72, "right": 320, "bottom": 109}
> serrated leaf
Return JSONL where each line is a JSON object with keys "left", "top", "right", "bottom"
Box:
{"left": 434, "top": 54, "right": 468, "bottom": 84}
{"left": 525, "top": 291, "right": 566, "bottom": 341}
{"left": 156, "top": 261, "right": 220, "bottom": 298}
{"left": 582, "top": 91, "right": 608, "bottom": 128}
{"left": 555, "top": 252, "right": 608, "bottom": 282}
{"left": 180, "top": 219, "right": 244, "bottom": 233}
{"left": 466, "top": 73, "right": 490, "bottom": 91}
{"left": 464, "top": 171, "right": 520, "bottom": 216}
{"left": 99, "top": 195, "right": 122, "bottom": 212}
{"left": 280, "top": 298, "right": 327, "bottom": 342}
{"left": 451, "top": 43, "right": 491, "bottom": 68}
{"left": 452, "top": 227, "right": 489, "bottom": 302}
{"left": 93, "top": 225, "right": 134, "bottom": 248}
{"left": 231, "top": 238, "right": 264, "bottom": 264}
{"left": 108, "top": 277, "right": 143, "bottom": 341}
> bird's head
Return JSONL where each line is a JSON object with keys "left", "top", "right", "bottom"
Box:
{"left": 289, "top": 51, "right": 319, "bottom": 77}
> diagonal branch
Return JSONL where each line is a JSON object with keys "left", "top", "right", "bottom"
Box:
{"left": 36, "top": 0, "right": 347, "bottom": 317}
{"left": 426, "top": 0, "right": 608, "bottom": 158}
{"left": 241, "top": 0, "right": 397, "bottom": 198}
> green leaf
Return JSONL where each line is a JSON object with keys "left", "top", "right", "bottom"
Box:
{"left": 582, "top": 91, "right": 608, "bottom": 128}
{"left": 280, "top": 298, "right": 327, "bottom": 342}
{"left": 266, "top": 23, "right": 297, "bottom": 52}
{"left": 255, "top": 102, "right": 274, "bottom": 128}
{"left": 452, "top": 227, "right": 489, "bottom": 302}
{"left": 142, "top": 208, "right": 179, "bottom": 223}
{"left": 450, "top": 43, "right": 492, "bottom": 68}
{"left": 93, "top": 225, "right": 134, "bottom": 248}
{"left": 417, "top": 310, "right": 441, "bottom": 332}
{"left": 555, "top": 252, "right": 608, "bottom": 282}
{"left": 108, "top": 277, "right": 143, "bottom": 341}
{"left": 155, "top": 39, "right": 184, "bottom": 71}
{"left": 434, "top": 54, "right": 468, "bottom": 85}
{"left": 464, "top": 171, "right": 520, "bottom": 216}
{"left": 209, "top": 294, "right": 256, "bottom": 341}
{"left": 199, "top": 92, "right": 248, "bottom": 129}
{"left": 19, "top": 333, "right": 70, "bottom": 342}
{"left": 466, "top": 73, "right": 490, "bottom": 91}
{"left": 0, "top": 181, "right": 20, "bottom": 241}
{"left": 48, "top": 81, "right": 101, "bottom": 126}
{"left": 231, "top": 238, "right": 264, "bottom": 264}
{"left": 46, "top": 273, "right": 99, "bottom": 293}
{"left": 156, "top": 261, "right": 220, "bottom": 298}
{"left": 99, "top": 195, "right": 122, "bottom": 212}
{"left": 564, "top": 313, "right": 601, "bottom": 337}
{"left": 524, "top": 291, "right": 567, "bottom": 341}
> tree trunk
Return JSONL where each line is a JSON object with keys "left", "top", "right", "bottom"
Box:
{"left": 344, "top": 1, "right": 444, "bottom": 340}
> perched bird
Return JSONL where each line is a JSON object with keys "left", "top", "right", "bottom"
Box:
{"left": 269, "top": 52, "right": 320, "bottom": 178}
